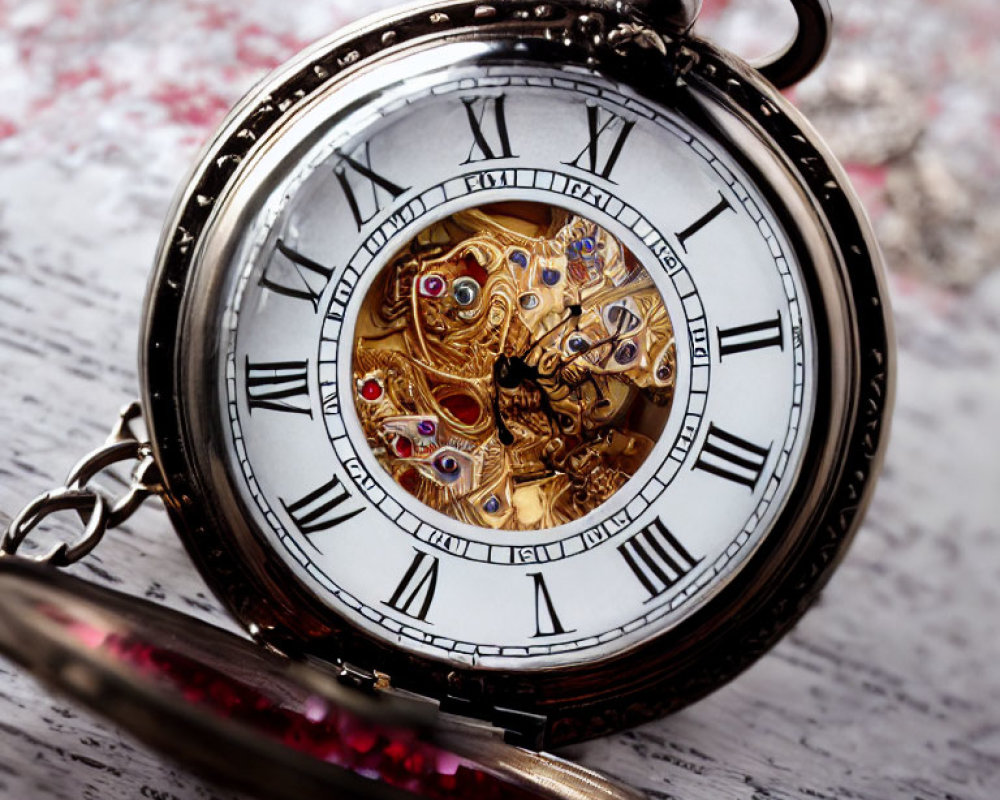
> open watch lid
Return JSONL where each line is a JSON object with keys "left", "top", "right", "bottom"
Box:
{"left": 0, "top": 558, "right": 642, "bottom": 800}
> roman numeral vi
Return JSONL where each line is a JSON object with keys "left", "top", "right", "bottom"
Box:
{"left": 529, "top": 573, "right": 574, "bottom": 638}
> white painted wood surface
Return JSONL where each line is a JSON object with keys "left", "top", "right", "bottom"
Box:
{"left": 0, "top": 1, "right": 997, "bottom": 798}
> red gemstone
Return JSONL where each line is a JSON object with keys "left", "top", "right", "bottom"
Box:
{"left": 394, "top": 436, "right": 413, "bottom": 458}
{"left": 360, "top": 379, "right": 383, "bottom": 401}
{"left": 440, "top": 394, "right": 480, "bottom": 425}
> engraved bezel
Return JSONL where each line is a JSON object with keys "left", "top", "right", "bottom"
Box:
{"left": 141, "top": 0, "right": 893, "bottom": 746}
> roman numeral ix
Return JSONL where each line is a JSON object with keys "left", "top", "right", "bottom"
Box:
{"left": 244, "top": 358, "right": 311, "bottom": 416}
{"left": 717, "top": 312, "right": 784, "bottom": 359}
{"left": 618, "top": 518, "right": 702, "bottom": 601}
{"left": 462, "top": 96, "right": 516, "bottom": 163}
{"left": 385, "top": 550, "right": 439, "bottom": 622}
{"left": 564, "top": 105, "right": 635, "bottom": 182}
{"left": 335, "top": 142, "right": 410, "bottom": 231}
{"left": 693, "top": 424, "right": 772, "bottom": 491}
{"left": 282, "top": 475, "right": 363, "bottom": 536}
{"left": 529, "top": 573, "right": 574, "bottom": 638}
{"left": 259, "top": 239, "right": 333, "bottom": 311}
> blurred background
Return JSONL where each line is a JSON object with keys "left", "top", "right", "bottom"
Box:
{"left": 0, "top": 0, "right": 997, "bottom": 798}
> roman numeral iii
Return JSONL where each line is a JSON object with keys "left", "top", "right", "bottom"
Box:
{"left": 282, "top": 475, "right": 363, "bottom": 536}
{"left": 335, "top": 142, "right": 409, "bottom": 230}
{"left": 244, "top": 358, "right": 311, "bottom": 416}
{"left": 717, "top": 312, "right": 784, "bottom": 359}
{"left": 618, "top": 518, "right": 702, "bottom": 601}
{"left": 564, "top": 105, "right": 635, "bottom": 181}
{"left": 694, "top": 424, "right": 772, "bottom": 491}
{"left": 385, "top": 550, "right": 439, "bottom": 622}
{"left": 462, "top": 96, "right": 516, "bottom": 163}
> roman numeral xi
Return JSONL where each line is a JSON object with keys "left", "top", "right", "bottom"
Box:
{"left": 462, "top": 96, "right": 516, "bottom": 163}
{"left": 564, "top": 105, "right": 635, "bottom": 181}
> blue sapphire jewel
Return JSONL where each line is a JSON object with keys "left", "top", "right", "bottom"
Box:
{"left": 541, "top": 268, "right": 561, "bottom": 286}
{"left": 509, "top": 250, "right": 529, "bottom": 268}
{"left": 484, "top": 496, "right": 501, "bottom": 514}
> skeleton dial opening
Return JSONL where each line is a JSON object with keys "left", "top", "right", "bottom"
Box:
{"left": 223, "top": 64, "right": 815, "bottom": 669}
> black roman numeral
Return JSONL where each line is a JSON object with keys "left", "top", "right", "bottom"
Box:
{"left": 462, "top": 96, "right": 516, "bottom": 163}
{"left": 245, "top": 358, "right": 311, "bottom": 416}
{"left": 717, "top": 312, "right": 784, "bottom": 359}
{"left": 529, "top": 573, "right": 574, "bottom": 638}
{"left": 675, "top": 192, "right": 735, "bottom": 252}
{"left": 282, "top": 475, "right": 363, "bottom": 536}
{"left": 693, "top": 424, "right": 771, "bottom": 490}
{"left": 259, "top": 239, "right": 333, "bottom": 311}
{"left": 564, "top": 105, "right": 635, "bottom": 182}
{"left": 335, "top": 143, "right": 410, "bottom": 231}
{"left": 618, "top": 518, "right": 702, "bottom": 601}
{"left": 385, "top": 550, "right": 439, "bottom": 622}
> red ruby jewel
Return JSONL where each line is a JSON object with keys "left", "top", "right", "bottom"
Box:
{"left": 393, "top": 436, "right": 413, "bottom": 458}
{"left": 360, "top": 378, "right": 383, "bottom": 401}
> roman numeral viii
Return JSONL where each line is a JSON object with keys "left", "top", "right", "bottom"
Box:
{"left": 259, "top": 239, "right": 333, "bottom": 311}
{"left": 462, "top": 96, "right": 516, "bottom": 163}
{"left": 694, "top": 424, "right": 772, "bottom": 491}
{"left": 282, "top": 475, "right": 363, "bottom": 536}
{"left": 385, "top": 550, "right": 439, "bottom": 622}
{"left": 718, "top": 312, "right": 784, "bottom": 359}
{"left": 618, "top": 518, "right": 702, "bottom": 600}
{"left": 335, "top": 142, "right": 409, "bottom": 231}
{"left": 245, "top": 358, "right": 311, "bottom": 416}
{"left": 564, "top": 105, "right": 635, "bottom": 182}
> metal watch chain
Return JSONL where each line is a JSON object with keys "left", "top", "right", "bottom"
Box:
{"left": 1, "top": 403, "right": 162, "bottom": 568}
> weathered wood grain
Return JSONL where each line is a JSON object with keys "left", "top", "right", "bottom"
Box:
{"left": 0, "top": 0, "right": 997, "bottom": 798}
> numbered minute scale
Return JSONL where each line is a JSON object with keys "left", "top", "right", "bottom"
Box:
{"left": 0, "top": 1, "right": 892, "bottom": 797}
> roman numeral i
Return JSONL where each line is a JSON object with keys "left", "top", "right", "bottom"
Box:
{"left": 618, "top": 518, "right": 702, "bottom": 601}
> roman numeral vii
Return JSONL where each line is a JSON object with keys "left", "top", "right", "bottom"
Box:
{"left": 282, "top": 475, "right": 363, "bottom": 536}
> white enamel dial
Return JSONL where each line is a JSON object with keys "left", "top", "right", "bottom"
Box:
{"left": 218, "top": 53, "right": 815, "bottom": 670}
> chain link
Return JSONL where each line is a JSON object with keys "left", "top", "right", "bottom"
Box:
{"left": 1, "top": 402, "right": 163, "bottom": 568}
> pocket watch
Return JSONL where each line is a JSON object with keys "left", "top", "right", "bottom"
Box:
{"left": 0, "top": 0, "right": 893, "bottom": 798}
